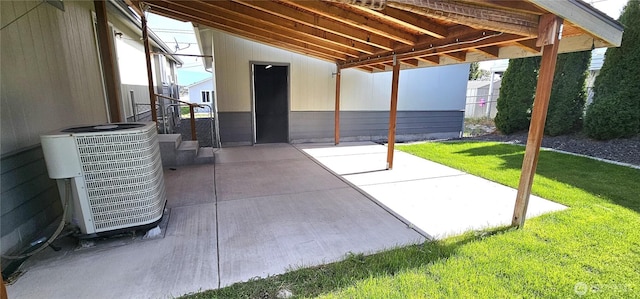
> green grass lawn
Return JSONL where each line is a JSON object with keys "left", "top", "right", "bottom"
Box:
{"left": 183, "top": 141, "right": 640, "bottom": 298}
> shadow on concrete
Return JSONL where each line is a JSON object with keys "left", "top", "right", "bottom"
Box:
{"left": 184, "top": 225, "right": 515, "bottom": 299}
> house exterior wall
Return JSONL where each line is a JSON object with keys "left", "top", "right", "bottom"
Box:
{"left": 1, "top": 1, "right": 108, "bottom": 154}
{"left": 113, "top": 22, "right": 151, "bottom": 119}
{"left": 0, "top": 1, "right": 107, "bottom": 259}
{"left": 109, "top": 12, "right": 180, "bottom": 121}
{"left": 188, "top": 80, "right": 215, "bottom": 105}
{"left": 211, "top": 31, "right": 468, "bottom": 145}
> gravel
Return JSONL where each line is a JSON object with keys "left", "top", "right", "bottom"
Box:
{"left": 462, "top": 132, "right": 640, "bottom": 166}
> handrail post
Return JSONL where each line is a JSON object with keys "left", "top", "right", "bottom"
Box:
{"left": 189, "top": 105, "right": 197, "bottom": 141}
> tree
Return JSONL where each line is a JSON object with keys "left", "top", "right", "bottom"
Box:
{"left": 468, "top": 62, "right": 481, "bottom": 80}
{"left": 494, "top": 56, "right": 540, "bottom": 134}
{"left": 585, "top": 0, "right": 640, "bottom": 139}
{"left": 545, "top": 50, "right": 591, "bottom": 136}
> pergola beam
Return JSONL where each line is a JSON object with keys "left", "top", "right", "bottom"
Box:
{"left": 457, "top": 0, "right": 545, "bottom": 15}
{"left": 280, "top": 0, "right": 418, "bottom": 45}
{"left": 516, "top": 39, "right": 541, "bottom": 53}
{"left": 343, "top": 4, "right": 448, "bottom": 38}
{"left": 512, "top": 15, "right": 563, "bottom": 227}
{"left": 199, "top": 0, "right": 377, "bottom": 54}
{"left": 340, "top": 31, "right": 530, "bottom": 69}
{"left": 387, "top": 0, "right": 539, "bottom": 37}
{"left": 151, "top": 9, "right": 344, "bottom": 62}
{"left": 474, "top": 46, "right": 501, "bottom": 58}
{"left": 416, "top": 55, "right": 440, "bottom": 65}
{"left": 400, "top": 58, "right": 419, "bottom": 66}
{"left": 146, "top": 2, "right": 353, "bottom": 60}
{"left": 231, "top": 0, "right": 396, "bottom": 51}
{"left": 441, "top": 51, "right": 467, "bottom": 62}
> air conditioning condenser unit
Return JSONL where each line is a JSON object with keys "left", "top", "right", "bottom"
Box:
{"left": 40, "top": 122, "right": 167, "bottom": 235}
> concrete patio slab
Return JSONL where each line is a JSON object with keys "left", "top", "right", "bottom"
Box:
{"left": 359, "top": 175, "right": 566, "bottom": 238}
{"left": 164, "top": 164, "right": 215, "bottom": 208}
{"left": 8, "top": 143, "right": 425, "bottom": 298}
{"left": 215, "top": 143, "right": 306, "bottom": 164}
{"left": 217, "top": 187, "right": 422, "bottom": 286}
{"left": 215, "top": 158, "right": 346, "bottom": 201}
{"left": 297, "top": 142, "right": 567, "bottom": 239}
{"left": 7, "top": 203, "right": 218, "bottom": 299}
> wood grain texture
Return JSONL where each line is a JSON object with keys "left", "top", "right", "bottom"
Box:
{"left": 386, "top": 58, "right": 401, "bottom": 170}
{"left": 512, "top": 18, "right": 563, "bottom": 227}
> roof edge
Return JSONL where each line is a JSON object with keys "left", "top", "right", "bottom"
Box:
{"left": 528, "top": 0, "right": 623, "bottom": 47}
{"left": 109, "top": 0, "right": 184, "bottom": 65}
{"left": 193, "top": 25, "right": 214, "bottom": 72}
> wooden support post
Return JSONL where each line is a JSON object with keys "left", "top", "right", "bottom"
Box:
{"left": 386, "top": 56, "right": 401, "bottom": 170}
{"left": 94, "top": 0, "right": 122, "bottom": 122}
{"left": 189, "top": 105, "right": 197, "bottom": 140}
{"left": 334, "top": 65, "right": 341, "bottom": 145}
{"left": 512, "top": 15, "right": 563, "bottom": 227}
{"left": 142, "top": 14, "right": 158, "bottom": 123}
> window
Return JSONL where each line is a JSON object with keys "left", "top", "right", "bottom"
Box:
{"left": 201, "top": 91, "right": 211, "bottom": 103}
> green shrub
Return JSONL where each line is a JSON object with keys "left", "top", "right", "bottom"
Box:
{"left": 585, "top": 0, "right": 640, "bottom": 139}
{"left": 545, "top": 50, "right": 591, "bottom": 136}
{"left": 180, "top": 105, "right": 190, "bottom": 115}
{"left": 494, "top": 56, "right": 540, "bottom": 134}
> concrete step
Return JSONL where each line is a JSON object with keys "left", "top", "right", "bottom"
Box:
{"left": 158, "top": 133, "right": 214, "bottom": 167}
{"left": 194, "top": 147, "right": 215, "bottom": 164}
{"left": 158, "top": 134, "right": 182, "bottom": 167}
{"left": 176, "top": 140, "right": 199, "bottom": 166}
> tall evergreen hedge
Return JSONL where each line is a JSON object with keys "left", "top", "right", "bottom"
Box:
{"left": 585, "top": 0, "right": 640, "bottom": 139}
{"left": 545, "top": 50, "right": 591, "bottom": 136}
{"left": 494, "top": 56, "right": 540, "bottom": 134}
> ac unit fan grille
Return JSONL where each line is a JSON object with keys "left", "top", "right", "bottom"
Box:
{"left": 74, "top": 126, "right": 166, "bottom": 232}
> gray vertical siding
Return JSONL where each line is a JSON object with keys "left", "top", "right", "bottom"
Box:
{"left": 218, "top": 112, "right": 253, "bottom": 145}
{"left": 290, "top": 111, "right": 463, "bottom": 142}
{"left": 1, "top": 146, "right": 61, "bottom": 258}
{"left": 217, "top": 110, "right": 462, "bottom": 145}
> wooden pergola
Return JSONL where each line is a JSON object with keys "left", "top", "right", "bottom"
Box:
{"left": 112, "top": 0, "right": 622, "bottom": 227}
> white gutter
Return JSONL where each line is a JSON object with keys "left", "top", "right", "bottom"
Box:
{"left": 528, "top": 0, "right": 623, "bottom": 47}
{"left": 193, "top": 24, "right": 214, "bottom": 72}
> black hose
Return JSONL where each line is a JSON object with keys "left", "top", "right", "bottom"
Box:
{"left": 2, "top": 179, "right": 71, "bottom": 260}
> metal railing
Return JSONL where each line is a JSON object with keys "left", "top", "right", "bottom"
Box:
{"left": 130, "top": 92, "right": 219, "bottom": 148}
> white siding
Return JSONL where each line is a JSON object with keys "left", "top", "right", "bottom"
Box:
{"left": 212, "top": 31, "right": 335, "bottom": 112}
{"left": 114, "top": 29, "right": 149, "bottom": 118}
{"left": 340, "top": 64, "right": 469, "bottom": 111}
{"left": 1, "top": 1, "right": 107, "bottom": 154}
{"left": 188, "top": 80, "right": 215, "bottom": 104}
{"left": 212, "top": 30, "right": 468, "bottom": 113}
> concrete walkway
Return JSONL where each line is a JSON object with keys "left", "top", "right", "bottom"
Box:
{"left": 296, "top": 142, "right": 566, "bottom": 239}
{"left": 7, "top": 144, "right": 424, "bottom": 299}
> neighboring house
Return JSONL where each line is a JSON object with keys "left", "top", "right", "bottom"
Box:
{"left": 465, "top": 79, "right": 502, "bottom": 118}
{"left": 186, "top": 78, "right": 215, "bottom": 111}
{"left": 196, "top": 28, "right": 469, "bottom": 146}
{"left": 0, "top": 0, "right": 179, "bottom": 264}
{"left": 108, "top": 2, "right": 183, "bottom": 123}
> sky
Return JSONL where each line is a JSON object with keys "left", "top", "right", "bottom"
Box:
{"left": 146, "top": 13, "right": 211, "bottom": 86}
{"left": 145, "top": 0, "right": 629, "bottom": 76}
